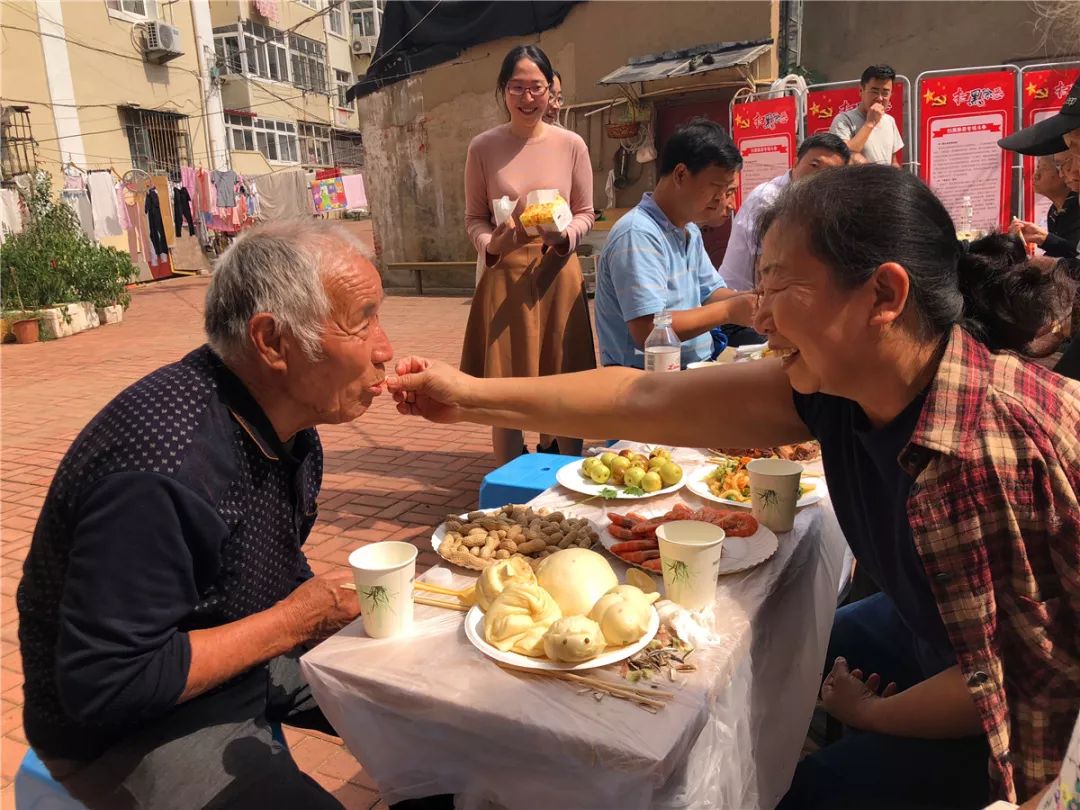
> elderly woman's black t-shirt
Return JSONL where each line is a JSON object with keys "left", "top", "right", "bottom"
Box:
{"left": 793, "top": 389, "right": 955, "bottom": 674}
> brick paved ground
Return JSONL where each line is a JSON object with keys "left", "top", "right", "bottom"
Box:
{"left": 0, "top": 274, "right": 577, "bottom": 809}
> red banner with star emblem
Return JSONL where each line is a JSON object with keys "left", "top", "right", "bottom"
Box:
{"left": 1021, "top": 66, "right": 1080, "bottom": 222}
{"left": 917, "top": 69, "right": 1017, "bottom": 233}
{"left": 730, "top": 94, "right": 798, "bottom": 208}
{"left": 805, "top": 83, "right": 906, "bottom": 163}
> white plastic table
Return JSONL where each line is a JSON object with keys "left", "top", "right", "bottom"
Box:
{"left": 301, "top": 447, "right": 849, "bottom": 810}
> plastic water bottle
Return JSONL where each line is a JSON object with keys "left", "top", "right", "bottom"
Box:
{"left": 644, "top": 311, "right": 681, "bottom": 372}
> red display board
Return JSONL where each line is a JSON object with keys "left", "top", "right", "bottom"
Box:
{"left": 730, "top": 95, "right": 797, "bottom": 207}
{"left": 805, "top": 83, "right": 906, "bottom": 162}
{"left": 918, "top": 70, "right": 1017, "bottom": 232}
{"left": 1021, "top": 66, "right": 1080, "bottom": 222}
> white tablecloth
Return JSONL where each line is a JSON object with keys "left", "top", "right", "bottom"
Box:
{"left": 301, "top": 447, "right": 849, "bottom": 810}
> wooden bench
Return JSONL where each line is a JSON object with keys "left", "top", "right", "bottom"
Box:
{"left": 385, "top": 261, "right": 476, "bottom": 295}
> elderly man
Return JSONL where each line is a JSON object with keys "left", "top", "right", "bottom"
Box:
{"left": 16, "top": 221, "right": 392, "bottom": 808}
{"left": 1010, "top": 153, "right": 1079, "bottom": 258}
{"left": 1000, "top": 74, "right": 1080, "bottom": 386}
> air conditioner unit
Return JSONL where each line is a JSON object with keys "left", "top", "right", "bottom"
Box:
{"left": 143, "top": 21, "right": 183, "bottom": 64}
{"left": 351, "top": 36, "right": 376, "bottom": 56}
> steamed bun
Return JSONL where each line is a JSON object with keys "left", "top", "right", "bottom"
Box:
{"left": 477, "top": 555, "right": 536, "bottom": 611}
{"left": 588, "top": 585, "right": 655, "bottom": 646}
{"left": 483, "top": 581, "right": 561, "bottom": 657}
{"left": 536, "top": 548, "right": 618, "bottom": 616}
{"left": 543, "top": 616, "right": 606, "bottom": 663}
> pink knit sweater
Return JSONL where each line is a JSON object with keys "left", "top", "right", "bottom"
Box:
{"left": 464, "top": 123, "right": 595, "bottom": 255}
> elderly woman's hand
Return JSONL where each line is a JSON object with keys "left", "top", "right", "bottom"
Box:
{"left": 820, "top": 656, "right": 898, "bottom": 731}
{"left": 387, "top": 357, "right": 472, "bottom": 424}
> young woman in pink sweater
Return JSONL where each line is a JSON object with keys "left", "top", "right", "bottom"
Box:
{"left": 461, "top": 45, "right": 596, "bottom": 464}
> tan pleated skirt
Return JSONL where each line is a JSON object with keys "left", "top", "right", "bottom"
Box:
{"left": 460, "top": 241, "right": 597, "bottom": 379}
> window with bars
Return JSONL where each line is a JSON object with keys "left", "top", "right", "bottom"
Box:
{"left": 299, "top": 122, "right": 332, "bottom": 166}
{"left": 331, "top": 130, "right": 364, "bottom": 168}
{"left": 334, "top": 69, "right": 352, "bottom": 109}
{"left": 288, "top": 33, "right": 327, "bottom": 93}
{"left": 1, "top": 106, "right": 36, "bottom": 181}
{"left": 227, "top": 114, "right": 298, "bottom": 163}
{"left": 120, "top": 107, "right": 191, "bottom": 177}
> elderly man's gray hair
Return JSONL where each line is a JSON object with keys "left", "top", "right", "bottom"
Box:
{"left": 204, "top": 219, "right": 373, "bottom": 363}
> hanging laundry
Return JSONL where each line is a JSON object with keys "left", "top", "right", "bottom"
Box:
{"left": 62, "top": 190, "right": 94, "bottom": 240}
{"left": 87, "top": 171, "right": 123, "bottom": 239}
{"left": 0, "top": 188, "right": 24, "bottom": 244}
{"left": 145, "top": 187, "right": 169, "bottom": 260}
{"left": 114, "top": 183, "right": 131, "bottom": 231}
{"left": 255, "top": 169, "right": 314, "bottom": 221}
{"left": 253, "top": 0, "right": 279, "bottom": 23}
{"left": 210, "top": 169, "right": 238, "bottom": 208}
{"left": 173, "top": 185, "right": 195, "bottom": 237}
{"left": 342, "top": 173, "right": 368, "bottom": 211}
{"left": 180, "top": 166, "right": 197, "bottom": 211}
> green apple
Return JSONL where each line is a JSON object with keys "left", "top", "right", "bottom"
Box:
{"left": 649, "top": 447, "right": 672, "bottom": 460}
{"left": 659, "top": 462, "right": 683, "bottom": 486}
{"left": 581, "top": 457, "right": 600, "bottom": 475}
{"left": 589, "top": 464, "right": 612, "bottom": 485}
{"left": 648, "top": 456, "right": 667, "bottom": 471}
{"left": 641, "top": 471, "right": 663, "bottom": 492}
{"left": 609, "top": 456, "right": 632, "bottom": 484}
{"left": 623, "top": 466, "right": 647, "bottom": 488}
{"left": 600, "top": 452, "right": 619, "bottom": 468}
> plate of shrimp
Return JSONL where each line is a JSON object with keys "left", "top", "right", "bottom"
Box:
{"left": 599, "top": 502, "right": 779, "bottom": 576}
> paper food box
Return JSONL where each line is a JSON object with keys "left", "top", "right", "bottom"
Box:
{"left": 518, "top": 188, "right": 573, "bottom": 236}
{"left": 490, "top": 195, "right": 518, "bottom": 227}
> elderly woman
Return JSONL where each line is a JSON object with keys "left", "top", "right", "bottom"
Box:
{"left": 390, "top": 166, "right": 1080, "bottom": 809}
{"left": 17, "top": 221, "right": 393, "bottom": 809}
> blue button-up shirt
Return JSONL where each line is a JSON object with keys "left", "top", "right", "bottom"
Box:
{"left": 595, "top": 193, "right": 726, "bottom": 368}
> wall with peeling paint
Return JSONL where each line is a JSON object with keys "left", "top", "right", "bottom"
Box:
{"left": 359, "top": 1, "right": 778, "bottom": 289}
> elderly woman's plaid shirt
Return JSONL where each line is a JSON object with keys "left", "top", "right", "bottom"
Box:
{"left": 898, "top": 326, "right": 1080, "bottom": 802}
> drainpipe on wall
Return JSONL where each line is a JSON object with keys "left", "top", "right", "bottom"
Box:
{"left": 190, "top": 0, "right": 230, "bottom": 171}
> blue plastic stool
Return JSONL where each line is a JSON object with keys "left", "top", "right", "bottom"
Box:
{"left": 14, "top": 723, "right": 289, "bottom": 808}
{"left": 479, "top": 452, "right": 580, "bottom": 508}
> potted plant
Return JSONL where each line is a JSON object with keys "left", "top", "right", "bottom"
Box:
{"left": 9, "top": 312, "right": 41, "bottom": 343}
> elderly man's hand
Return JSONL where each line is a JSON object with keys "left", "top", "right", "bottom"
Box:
{"left": 284, "top": 570, "right": 360, "bottom": 643}
{"left": 820, "top": 656, "right": 898, "bottom": 731}
{"left": 386, "top": 357, "right": 471, "bottom": 423}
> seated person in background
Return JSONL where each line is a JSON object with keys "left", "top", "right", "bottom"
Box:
{"left": 595, "top": 118, "right": 755, "bottom": 368}
{"left": 719, "top": 133, "right": 851, "bottom": 292}
{"left": 16, "top": 221, "right": 409, "bottom": 810}
{"left": 830, "top": 64, "right": 904, "bottom": 167}
{"left": 1010, "top": 152, "right": 1079, "bottom": 259}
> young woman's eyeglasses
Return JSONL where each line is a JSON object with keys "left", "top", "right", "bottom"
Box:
{"left": 506, "top": 83, "right": 549, "bottom": 98}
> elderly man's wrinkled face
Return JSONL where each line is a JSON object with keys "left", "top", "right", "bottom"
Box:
{"left": 289, "top": 253, "right": 392, "bottom": 425}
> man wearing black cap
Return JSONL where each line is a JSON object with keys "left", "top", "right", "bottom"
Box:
{"left": 1000, "top": 75, "right": 1080, "bottom": 383}
{"left": 1009, "top": 153, "right": 1079, "bottom": 259}
{"left": 999, "top": 75, "right": 1080, "bottom": 158}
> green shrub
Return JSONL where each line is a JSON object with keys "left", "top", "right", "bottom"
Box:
{"left": 1, "top": 173, "right": 139, "bottom": 311}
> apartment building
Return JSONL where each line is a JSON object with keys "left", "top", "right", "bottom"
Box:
{"left": 209, "top": 0, "right": 368, "bottom": 174}
{"left": 0, "top": 0, "right": 369, "bottom": 183}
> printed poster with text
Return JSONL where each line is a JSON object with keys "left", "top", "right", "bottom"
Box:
{"left": 1021, "top": 67, "right": 1080, "bottom": 223}
{"left": 805, "top": 82, "right": 906, "bottom": 162}
{"left": 918, "top": 70, "right": 1017, "bottom": 232}
{"left": 731, "top": 95, "right": 797, "bottom": 207}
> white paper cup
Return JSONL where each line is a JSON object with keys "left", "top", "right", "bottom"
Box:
{"left": 348, "top": 541, "right": 417, "bottom": 639}
{"left": 655, "top": 520, "right": 725, "bottom": 611}
{"left": 747, "top": 458, "right": 803, "bottom": 533}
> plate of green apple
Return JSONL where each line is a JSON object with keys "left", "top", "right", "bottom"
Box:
{"left": 555, "top": 447, "right": 686, "bottom": 499}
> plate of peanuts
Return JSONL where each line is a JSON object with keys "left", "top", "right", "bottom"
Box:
{"left": 601, "top": 502, "right": 779, "bottom": 576}
{"left": 432, "top": 505, "right": 602, "bottom": 572}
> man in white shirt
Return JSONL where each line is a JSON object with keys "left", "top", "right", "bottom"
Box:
{"left": 718, "top": 133, "right": 851, "bottom": 291}
{"left": 830, "top": 64, "right": 904, "bottom": 166}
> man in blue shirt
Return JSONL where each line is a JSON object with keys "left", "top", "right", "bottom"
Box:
{"left": 595, "top": 118, "right": 755, "bottom": 368}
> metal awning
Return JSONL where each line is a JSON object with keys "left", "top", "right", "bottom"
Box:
{"left": 598, "top": 39, "right": 773, "bottom": 85}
